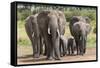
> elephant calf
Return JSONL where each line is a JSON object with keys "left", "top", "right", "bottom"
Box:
{"left": 60, "top": 35, "right": 76, "bottom": 56}
{"left": 67, "top": 36, "right": 76, "bottom": 55}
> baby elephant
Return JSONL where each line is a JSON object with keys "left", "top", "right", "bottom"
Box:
{"left": 67, "top": 37, "right": 76, "bottom": 55}
{"left": 60, "top": 35, "right": 76, "bottom": 56}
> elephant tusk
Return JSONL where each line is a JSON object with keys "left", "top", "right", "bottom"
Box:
{"left": 48, "top": 27, "right": 51, "bottom": 35}
{"left": 57, "top": 29, "right": 60, "bottom": 37}
{"left": 32, "top": 32, "right": 34, "bottom": 38}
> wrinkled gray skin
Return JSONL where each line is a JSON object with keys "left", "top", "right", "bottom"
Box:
{"left": 69, "top": 16, "right": 91, "bottom": 55}
{"left": 37, "top": 10, "right": 66, "bottom": 60}
{"left": 25, "top": 14, "right": 46, "bottom": 58}
{"left": 25, "top": 14, "right": 41, "bottom": 58}
{"left": 67, "top": 37, "right": 76, "bottom": 55}
{"left": 60, "top": 35, "right": 76, "bottom": 56}
{"left": 60, "top": 35, "right": 67, "bottom": 56}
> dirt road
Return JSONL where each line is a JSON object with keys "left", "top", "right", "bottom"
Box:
{"left": 17, "top": 45, "right": 96, "bottom": 65}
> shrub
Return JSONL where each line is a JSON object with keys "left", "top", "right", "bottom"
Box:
{"left": 64, "top": 9, "right": 96, "bottom": 22}
{"left": 17, "top": 9, "right": 31, "bottom": 20}
{"left": 64, "top": 10, "right": 81, "bottom": 22}
{"left": 93, "top": 27, "right": 96, "bottom": 33}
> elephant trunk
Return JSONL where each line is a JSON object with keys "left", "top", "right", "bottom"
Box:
{"left": 50, "top": 28, "right": 60, "bottom": 60}
{"left": 80, "top": 32, "right": 86, "bottom": 55}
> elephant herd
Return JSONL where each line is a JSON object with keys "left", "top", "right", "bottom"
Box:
{"left": 25, "top": 10, "right": 91, "bottom": 60}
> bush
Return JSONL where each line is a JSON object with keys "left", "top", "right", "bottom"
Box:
{"left": 80, "top": 10, "right": 96, "bottom": 21}
{"left": 93, "top": 27, "right": 96, "bottom": 33}
{"left": 64, "top": 10, "right": 81, "bottom": 22}
{"left": 64, "top": 9, "right": 96, "bottom": 22}
{"left": 18, "top": 37, "right": 31, "bottom": 46}
{"left": 17, "top": 9, "right": 31, "bottom": 20}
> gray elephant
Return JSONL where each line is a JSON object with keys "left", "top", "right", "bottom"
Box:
{"left": 60, "top": 35, "right": 67, "bottom": 56}
{"left": 69, "top": 16, "right": 91, "bottom": 55}
{"left": 60, "top": 35, "right": 76, "bottom": 56}
{"left": 37, "top": 10, "right": 66, "bottom": 60}
{"left": 25, "top": 14, "right": 41, "bottom": 58}
{"left": 67, "top": 36, "right": 76, "bottom": 55}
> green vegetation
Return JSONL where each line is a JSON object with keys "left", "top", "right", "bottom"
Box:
{"left": 17, "top": 4, "right": 97, "bottom": 48}
{"left": 17, "top": 20, "right": 31, "bottom": 46}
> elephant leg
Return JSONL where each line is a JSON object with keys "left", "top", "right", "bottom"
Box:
{"left": 79, "top": 44, "right": 84, "bottom": 55}
{"left": 59, "top": 40, "right": 62, "bottom": 56}
{"left": 40, "top": 36, "right": 43, "bottom": 55}
{"left": 78, "top": 40, "right": 82, "bottom": 55}
{"left": 67, "top": 45, "right": 70, "bottom": 55}
{"left": 63, "top": 43, "right": 67, "bottom": 56}
{"left": 84, "top": 40, "right": 86, "bottom": 54}
{"left": 78, "top": 37, "right": 83, "bottom": 55}
{"left": 80, "top": 36, "right": 86, "bottom": 55}
{"left": 71, "top": 45, "right": 74, "bottom": 55}
{"left": 40, "top": 35, "right": 47, "bottom": 56}
{"left": 32, "top": 36, "right": 40, "bottom": 58}
{"left": 37, "top": 37, "right": 40, "bottom": 57}
{"left": 25, "top": 24, "right": 35, "bottom": 56}
{"left": 75, "top": 39, "right": 79, "bottom": 55}
{"left": 43, "top": 33, "right": 53, "bottom": 60}
{"left": 53, "top": 36, "right": 60, "bottom": 60}
{"left": 59, "top": 39, "right": 65, "bottom": 57}
{"left": 44, "top": 42, "right": 47, "bottom": 56}
{"left": 83, "top": 37, "right": 87, "bottom": 54}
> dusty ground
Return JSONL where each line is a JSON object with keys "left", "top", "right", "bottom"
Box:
{"left": 17, "top": 45, "right": 96, "bottom": 65}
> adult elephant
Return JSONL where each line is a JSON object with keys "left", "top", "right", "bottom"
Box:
{"left": 69, "top": 16, "right": 91, "bottom": 55}
{"left": 37, "top": 10, "right": 66, "bottom": 60}
{"left": 25, "top": 14, "right": 41, "bottom": 58}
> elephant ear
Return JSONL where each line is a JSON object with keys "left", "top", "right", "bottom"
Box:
{"left": 84, "top": 17, "right": 91, "bottom": 24}
{"left": 86, "top": 24, "right": 91, "bottom": 34}
{"left": 70, "top": 16, "right": 80, "bottom": 25}
{"left": 25, "top": 15, "right": 34, "bottom": 35}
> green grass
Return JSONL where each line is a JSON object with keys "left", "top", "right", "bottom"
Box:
{"left": 17, "top": 20, "right": 96, "bottom": 48}
{"left": 17, "top": 20, "right": 31, "bottom": 46}
{"left": 86, "top": 31, "right": 96, "bottom": 48}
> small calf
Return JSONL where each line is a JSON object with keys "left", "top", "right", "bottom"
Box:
{"left": 60, "top": 35, "right": 76, "bottom": 56}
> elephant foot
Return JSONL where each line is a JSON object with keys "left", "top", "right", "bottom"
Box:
{"left": 63, "top": 53, "right": 66, "bottom": 56}
{"left": 46, "top": 57, "right": 54, "bottom": 60}
{"left": 33, "top": 54, "right": 39, "bottom": 58}
{"left": 54, "top": 57, "right": 61, "bottom": 60}
{"left": 71, "top": 53, "right": 75, "bottom": 56}
{"left": 77, "top": 52, "right": 80, "bottom": 55}
{"left": 78, "top": 52, "right": 84, "bottom": 56}
{"left": 77, "top": 52, "right": 84, "bottom": 56}
{"left": 43, "top": 53, "right": 47, "bottom": 56}
{"left": 60, "top": 54, "right": 64, "bottom": 57}
{"left": 67, "top": 53, "right": 71, "bottom": 56}
{"left": 83, "top": 49, "right": 86, "bottom": 54}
